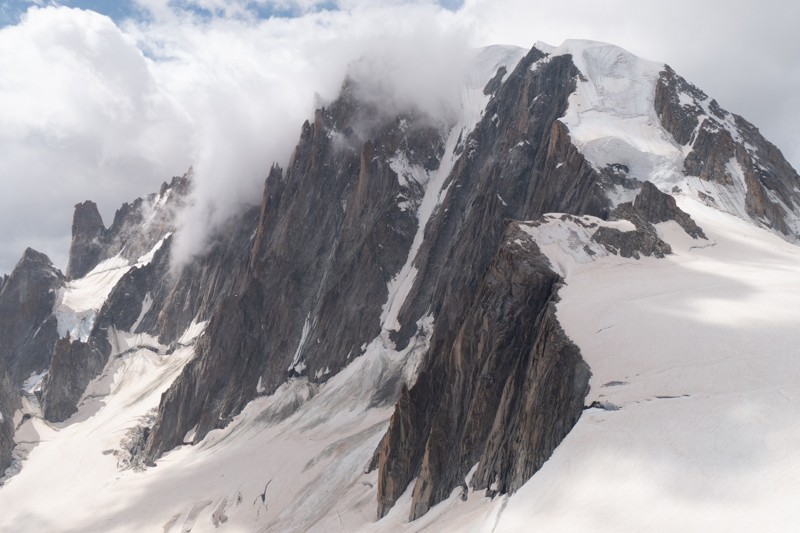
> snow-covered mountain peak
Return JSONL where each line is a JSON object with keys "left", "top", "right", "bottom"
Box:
{"left": 551, "top": 39, "right": 664, "bottom": 118}
{"left": 554, "top": 40, "right": 683, "bottom": 203}
{"left": 528, "top": 39, "right": 800, "bottom": 242}
{"left": 2, "top": 36, "right": 800, "bottom": 533}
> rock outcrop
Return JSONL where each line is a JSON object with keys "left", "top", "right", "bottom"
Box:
{"left": 376, "top": 223, "right": 589, "bottom": 519}
{"left": 65, "top": 201, "right": 106, "bottom": 280}
{"left": 634, "top": 181, "right": 706, "bottom": 239}
{"left": 0, "top": 358, "right": 19, "bottom": 474}
{"left": 656, "top": 66, "right": 800, "bottom": 238}
{"left": 144, "top": 83, "right": 447, "bottom": 459}
{"left": 592, "top": 182, "right": 704, "bottom": 259}
{"left": 591, "top": 202, "right": 672, "bottom": 259}
{"left": 40, "top": 335, "right": 110, "bottom": 422}
{"left": 0, "top": 248, "right": 64, "bottom": 385}
{"left": 66, "top": 175, "right": 191, "bottom": 282}
{"left": 39, "top": 174, "right": 251, "bottom": 422}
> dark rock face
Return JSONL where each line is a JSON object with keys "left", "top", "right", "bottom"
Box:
{"left": 65, "top": 201, "right": 107, "bottom": 280}
{"left": 0, "top": 358, "right": 19, "bottom": 474}
{"left": 142, "top": 46, "right": 610, "bottom": 513}
{"left": 40, "top": 175, "right": 251, "bottom": 423}
{"left": 40, "top": 335, "right": 110, "bottom": 422}
{"left": 634, "top": 181, "right": 706, "bottom": 239}
{"left": 656, "top": 66, "right": 800, "bottom": 237}
{"left": 376, "top": 223, "right": 589, "bottom": 519}
{"left": 144, "top": 84, "right": 446, "bottom": 460}
{"left": 374, "top": 49, "right": 609, "bottom": 519}
{"left": 146, "top": 207, "right": 260, "bottom": 346}
{"left": 654, "top": 65, "right": 708, "bottom": 147}
{"left": 0, "top": 248, "right": 64, "bottom": 385}
{"left": 390, "top": 48, "right": 609, "bottom": 351}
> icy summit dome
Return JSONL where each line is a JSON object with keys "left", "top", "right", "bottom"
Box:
{"left": 533, "top": 39, "right": 800, "bottom": 239}
{"left": 537, "top": 39, "right": 681, "bottom": 193}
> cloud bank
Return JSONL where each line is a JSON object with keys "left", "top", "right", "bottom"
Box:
{"left": 0, "top": 0, "right": 798, "bottom": 274}
{"left": 0, "top": 1, "right": 472, "bottom": 273}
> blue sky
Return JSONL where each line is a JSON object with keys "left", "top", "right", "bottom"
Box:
{"left": 0, "top": 1, "right": 137, "bottom": 26}
{"left": 0, "top": 0, "right": 464, "bottom": 26}
{"left": 0, "top": 1, "right": 307, "bottom": 25}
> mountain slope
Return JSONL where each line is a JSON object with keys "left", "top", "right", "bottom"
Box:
{"left": 0, "top": 39, "right": 799, "bottom": 532}
{"left": 403, "top": 198, "right": 800, "bottom": 533}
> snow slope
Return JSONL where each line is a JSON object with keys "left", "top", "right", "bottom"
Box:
{"left": 54, "top": 236, "right": 169, "bottom": 342}
{"left": 393, "top": 197, "right": 800, "bottom": 532}
{"left": 0, "top": 316, "right": 434, "bottom": 532}
{"left": 2, "top": 41, "right": 799, "bottom": 532}
{"left": 551, "top": 39, "right": 683, "bottom": 193}
{"left": 545, "top": 39, "right": 800, "bottom": 237}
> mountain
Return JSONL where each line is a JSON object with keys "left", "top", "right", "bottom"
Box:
{"left": 1, "top": 40, "right": 799, "bottom": 532}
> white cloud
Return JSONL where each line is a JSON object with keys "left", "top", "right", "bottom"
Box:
{"left": 128, "top": 1, "right": 471, "bottom": 269}
{"left": 0, "top": 6, "right": 193, "bottom": 273}
{"left": 0, "top": 0, "right": 797, "bottom": 274}
{"left": 0, "top": 1, "right": 470, "bottom": 273}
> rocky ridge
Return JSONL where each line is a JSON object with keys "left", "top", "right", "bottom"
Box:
{"left": 144, "top": 81, "right": 450, "bottom": 459}
{"left": 375, "top": 223, "right": 590, "bottom": 519}
{"left": 592, "top": 180, "right": 705, "bottom": 259}
{"left": 0, "top": 248, "right": 64, "bottom": 385}
{"left": 40, "top": 174, "right": 258, "bottom": 422}
{"left": 655, "top": 65, "right": 800, "bottom": 237}
{"left": 0, "top": 39, "right": 798, "bottom": 528}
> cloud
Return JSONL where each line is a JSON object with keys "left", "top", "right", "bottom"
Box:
{"left": 0, "top": 0, "right": 798, "bottom": 274}
{"left": 0, "top": 6, "right": 193, "bottom": 273}
{"left": 128, "top": 1, "right": 472, "bottom": 269}
{"left": 0, "top": 1, "right": 471, "bottom": 273}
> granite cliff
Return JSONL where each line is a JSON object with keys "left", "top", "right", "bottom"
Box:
{"left": 1, "top": 40, "right": 799, "bottom": 529}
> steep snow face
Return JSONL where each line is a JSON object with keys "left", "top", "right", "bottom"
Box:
{"left": 54, "top": 255, "right": 131, "bottom": 342}
{"left": 547, "top": 39, "right": 682, "bottom": 199}
{"left": 53, "top": 236, "right": 168, "bottom": 342}
{"left": 546, "top": 39, "right": 800, "bottom": 238}
{"left": 381, "top": 45, "right": 526, "bottom": 334}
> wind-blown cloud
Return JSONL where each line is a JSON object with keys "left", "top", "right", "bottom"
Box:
{"left": 0, "top": 0, "right": 798, "bottom": 275}
{"left": 0, "top": 1, "right": 470, "bottom": 273}
{"left": 129, "top": 2, "right": 472, "bottom": 269}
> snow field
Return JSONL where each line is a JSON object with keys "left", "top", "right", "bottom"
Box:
{"left": 2, "top": 40, "right": 799, "bottom": 533}
{"left": 398, "top": 198, "right": 800, "bottom": 532}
